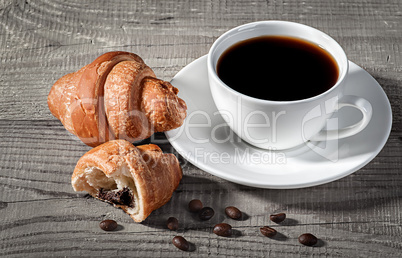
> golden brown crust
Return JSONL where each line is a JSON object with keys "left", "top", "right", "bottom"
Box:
{"left": 135, "top": 144, "right": 183, "bottom": 220}
{"left": 47, "top": 66, "right": 87, "bottom": 134}
{"left": 47, "top": 51, "right": 187, "bottom": 147}
{"left": 71, "top": 140, "right": 182, "bottom": 222}
{"left": 71, "top": 52, "right": 144, "bottom": 147}
{"left": 104, "top": 61, "right": 156, "bottom": 142}
{"left": 141, "top": 77, "right": 187, "bottom": 132}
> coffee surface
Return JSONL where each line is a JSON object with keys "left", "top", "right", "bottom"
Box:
{"left": 217, "top": 36, "right": 339, "bottom": 101}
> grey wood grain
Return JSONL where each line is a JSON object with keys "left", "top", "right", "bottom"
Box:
{"left": 0, "top": 0, "right": 401, "bottom": 257}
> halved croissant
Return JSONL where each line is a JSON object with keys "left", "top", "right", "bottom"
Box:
{"left": 72, "top": 139, "right": 182, "bottom": 222}
{"left": 47, "top": 51, "right": 187, "bottom": 147}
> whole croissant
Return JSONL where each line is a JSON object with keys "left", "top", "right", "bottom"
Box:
{"left": 47, "top": 51, "right": 187, "bottom": 147}
{"left": 72, "top": 140, "right": 182, "bottom": 222}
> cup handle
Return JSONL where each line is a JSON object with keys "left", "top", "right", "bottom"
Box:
{"left": 309, "top": 95, "right": 373, "bottom": 141}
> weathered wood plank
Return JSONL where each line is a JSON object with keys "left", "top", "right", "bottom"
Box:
{"left": 0, "top": 120, "right": 401, "bottom": 256}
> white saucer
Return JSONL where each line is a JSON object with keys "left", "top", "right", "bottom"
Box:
{"left": 166, "top": 55, "right": 392, "bottom": 189}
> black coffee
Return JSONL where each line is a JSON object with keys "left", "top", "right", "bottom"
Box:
{"left": 217, "top": 36, "right": 339, "bottom": 101}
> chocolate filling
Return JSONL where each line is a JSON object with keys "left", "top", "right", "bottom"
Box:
{"left": 98, "top": 187, "right": 134, "bottom": 208}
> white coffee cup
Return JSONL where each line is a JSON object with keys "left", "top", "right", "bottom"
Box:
{"left": 207, "top": 21, "right": 372, "bottom": 150}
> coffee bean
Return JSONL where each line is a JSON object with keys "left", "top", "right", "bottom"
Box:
{"left": 99, "top": 219, "right": 118, "bottom": 231}
{"left": 198, "top": 207, "right": 214, "bottom": 220}
{"left": 213, "top": 223, "right": 232, "bottom": 237}
{"left": 225, "top": 206, "right": 242, "bottom": 220}
{"left": 270, "top": 213, "right": 286, "bottom": 223}
{"left": 298, "top": 233, "right": 318, "bottom": 246}
{"left": 172, "top": 236, "right": 189, "bottom": 251}
{"left": 260, "top": 226, "right": 277, "bottom": 237}
{"left": 188, "top": 199, "right": 203, "bottom": 213}
{"left": 167, "top": 217, "right": 179, "bottom": 231}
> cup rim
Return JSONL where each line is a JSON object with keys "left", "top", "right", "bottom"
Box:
{"left": 207, "top": 20, "right": 349, "bottom": 105}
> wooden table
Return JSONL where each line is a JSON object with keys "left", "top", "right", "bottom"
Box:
{"left": 1, "top": 0, "right": 401, "bottom": 257}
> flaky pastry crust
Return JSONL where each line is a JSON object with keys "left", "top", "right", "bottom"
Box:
{"left": 71, "top": 140, "right": 182, "bottom": 222}
{"left": 47, "top": 51, "right": 187, "bottom": 147}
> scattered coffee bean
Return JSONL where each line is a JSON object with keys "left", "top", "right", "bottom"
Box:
{"left": 167, "top": 217, "right": 179, "bottom": 231}
{"left": 213, "top": 223, "right": 232, "bottom": 237}
{"left": 172, "top": 236, "right": 189, "bottom": 251}
{"left": 270, "top": 213, "right": 286, "bottom": 223}
{"left": 188, "top": 199, "right": 203, "bottom": 213}
{"left": 260, "top": 226, "right": 277, "bottom": 237}
{"left": 225, "top": 206, "right": 242, "bottom": 220}
{"left": 298, "top": 233, "right": 318, "bottom": 246}
{"left": 99, "top": 219, "right": 118, "bottom": 231}
{"left": 198, "top": 207, "right": 215, "bottom": 220}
